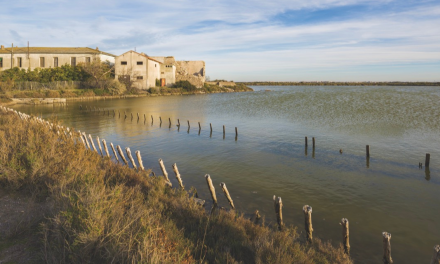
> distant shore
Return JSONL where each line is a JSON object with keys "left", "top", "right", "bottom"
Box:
{"left": 240, "top": 81, "right": 440, "bottom": 86}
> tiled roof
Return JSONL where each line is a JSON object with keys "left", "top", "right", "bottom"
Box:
{"left": 0, "top": 47, "right": 115, "bottom": 57}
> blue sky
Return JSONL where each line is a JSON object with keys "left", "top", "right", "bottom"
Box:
{"left": 1, "top": 0, "right": 439, "bottom": 81}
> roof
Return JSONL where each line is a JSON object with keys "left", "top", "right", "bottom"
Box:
{"left": 0, "top": 47, "right": 116, "bottom": 57}
{"left": 117, "top": 50, "right": 163, "bottom": 64}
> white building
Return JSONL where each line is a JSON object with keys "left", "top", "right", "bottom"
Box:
{"left": 0, "top": 45, "right": 115, "bottom": 71}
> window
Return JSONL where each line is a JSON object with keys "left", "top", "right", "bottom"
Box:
{"left": 40, "top": 57, "right": 45, "bottom": 68}
{"left": 121, "top": 61, "right": 127, "bottom": 65}
{"left": 54, "top": 57, "right": 58, "bottom": 67}
{"left": 137, "top": 76, "right": 143, "bottom": 80}
{"left": 137, "top": 61, "right": 143, "bottom": 65}
{"left": 17, "top": 57, "right": 22, "bottom": 67}
{"left": 86, "top": 57, "right": 91, "bottom": 64}
{"left": 155, "top": 64, "right": 157, "bottom": 67}
{"left": 0, "top": 57, "right": 2, "bottom": 68}
{"left": 71, "top": 57, "right": 76, "bottom": 66}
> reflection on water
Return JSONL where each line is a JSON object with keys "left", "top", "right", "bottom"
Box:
{"left": 14, "top": 86, "right": 440, "bottom": 263}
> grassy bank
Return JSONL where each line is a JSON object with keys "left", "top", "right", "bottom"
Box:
{"left": 0, "top": 109, "right": 350, "bottom": 263}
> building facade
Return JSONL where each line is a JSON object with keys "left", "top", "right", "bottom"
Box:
{"left": 0, "top": 45, "right": 115, "bottom": 71}
{"left": 115, "top": 51, "right": 162, "bottom": 89}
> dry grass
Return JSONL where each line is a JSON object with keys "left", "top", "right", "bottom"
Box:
{"left": 0, "top": 110, "right": 352, "bottom": 264}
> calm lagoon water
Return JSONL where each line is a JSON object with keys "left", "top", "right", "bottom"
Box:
{"left": 15, "top": 86, "right": 440, "bottom": 263}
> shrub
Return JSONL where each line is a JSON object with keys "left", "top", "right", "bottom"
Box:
{"left": 173, "top": 80, "right": 196, "bottom": 92}
{"left": 46, "top": 90, "right": 60, "bottom": 98}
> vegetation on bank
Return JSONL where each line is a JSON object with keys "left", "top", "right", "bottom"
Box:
{"left": 240, "top": 81, "right": 440, "bottom": 86}
{"left": 0, "top": 110, "right": 350, "bottom": 263}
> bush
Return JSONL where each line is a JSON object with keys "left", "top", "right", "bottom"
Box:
{"left": 106, "top": 80, "right": 126, "bottom": 95}
{"left": 46, "top": 90, "right": 60, "bottom": 98}
{"left": 60, "top": 90, "right": 77, "bottom": 98}
{"left": 173, "top": 80, "right": 196, "bottom": 92}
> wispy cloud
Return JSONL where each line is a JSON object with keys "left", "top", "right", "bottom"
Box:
{"left": 0, "top": 0, "right": 439, "bottom": 81}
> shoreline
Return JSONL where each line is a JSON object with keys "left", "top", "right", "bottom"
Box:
{"left": 1, "top": 89, "right": 253, "bottom": 105}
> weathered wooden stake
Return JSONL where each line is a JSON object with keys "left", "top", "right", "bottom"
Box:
{"left": 144, "top": 113, "right": 146, "bottom": 121}
{"left": 102, "top": 139, "right": 110, "bottom": 157}
{"left": 382, "top": 232, "right": 393, "bottom": 264}
{"left": 158, "top": 159, "right": 171, "bottom": 185}
{"left": 273, "top": 195, "right": 283, "bottom": 230}
{"left": 160, "top": 116, "right": 162, "bottom": 124}
{"left": 151, "top": 115, "right": 153, "bottom": 122}
{"left": 366, "top": 145, "right": 370, "bottom": 157}
{"left": 88, "top": 134, "right": 97, "bottom": 152}
{"left": 426, "top": 153, "right": 431, "bottom": 167}
{"left": 431, "top": 245, "right": 440, "bottom": 264}
{"left": 235, "top": 127, "right": 238, "bottom": 138}
{"left": 79, "top": 134, "right": 86, "bottom": 147}
{"left": 187, "top": 120, "right": 190, "bottom": 128}
{"left": 305, "top": 136, "right": 308, "bottom": 147}
{"left": 205, "top": 174, "right": 217, "bottom": 205}
{"left": 137, "top": 113, "right": 139, "bottom": 120}
{"left": 96, "top": 136, "right": 103, "bottom": 156}
{"left": 303, "top": 205, "right": 313, "bottom": 242}
{"left": 312, "top": 137, "right": 315, "bottom": 148}
{"left": 83, "top": 133, "right": 91, "bottom": 149}
{"left": 210, "top": 123, "right": 212, "bottom": 133}
{"left": 172, "top": 163, "right": 184, "bottom": 189}
{"left": 116, "top": 145, "right": 128, "bottom": 165}
{"left": 198, "top": 122, "right": 201, "bottom": 130}
{"left": 253, "top": 210, "right": 261, "bottom": 223}
{"left": 169, "top": 117, "right": 171, "bottom": 128}
{"left": 220, "top": 182, "right": 235, "bottom": 209}
{"left": 223, "top": 125, "right": 225, "bottom": 136}
{"left": 125, "top": 148, "right": 137, "bottom": 169}
{"left": 177, "top": 119, "right": 180, "bottom": 126}
{"left": 131, "top": 113, "right": 133, "bottom": 120}
{"left": 110, "top": 143, "right": 118, "bottom": 161}
{"left": 340, "top": 218, "right": 350, "bottom": 254}
{"left": 135, "top": 150, "right": 144, "bottom": 171}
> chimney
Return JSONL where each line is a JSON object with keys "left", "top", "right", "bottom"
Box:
{"left": 96, "top": 47, "right": 99, "bottom": 50}
{"left": 0, "top": 45, "right": 4, "bottom": 50}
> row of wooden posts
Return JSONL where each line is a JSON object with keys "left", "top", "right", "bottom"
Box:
{"left": 80, "top": 105, "right": 239, "bottom": 139}
{"left": 304, "top": 136, "right": 431, "bottom": 169}
{"left": 4, "top": 106, "right": 440, "bottom": 264}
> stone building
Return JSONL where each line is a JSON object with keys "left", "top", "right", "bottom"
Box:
{"left": 0, "top": 45, "right": 115, "bottom": 71}
{"left": 150, "top": 56, "right": 177, "bottom": 87}
{"left": 115, "top": 50, "right": 162, "bottom": 89}
{"left": 150, "top": 57, "right": 206, "bottom": 88}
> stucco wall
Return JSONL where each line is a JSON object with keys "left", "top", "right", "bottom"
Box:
{"left": 175, "top": 61, "right": 205, "bottom": 88}
{"left": 147, "top": 59, "right": 161, "bottom": 88}
{"left": 115, "top": 51, "right": 148, "bottom": 89}
{"left": 0, "top": 53, "right": 114, "bottom": 71}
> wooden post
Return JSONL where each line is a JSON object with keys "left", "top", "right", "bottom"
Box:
{"left": 96, "top": 136, "right": 103, "bottom": 156}
{"left": 340, "top": 218, "right": 350, "bottom": 254}
{"left": 198, "top": 122, "right": 201, "bottom": 130}
{"left": 382, "top": 232, "right": 393, "bottom": 264}
{"left": 210, "top": 123, "right": 212, "bottom": 133}
{"left": 137, "top": 112, "right": 139, "bottom": 120}
{"left": 187, "top": 120, "right": 190, "bottom": 128}
{"left": 110, "top": 143, "right": 119, "bottom": 161}
{"left": 169, "top": 118, "right": 171, "bottom": 128}
{"left": 158, "top": 159, "right": 171, "bottom": 184}
{"left": 135, "top": 151, "right": 144, "bottom": 170}
{"left": 273, "top": 195, "right": 283, "bottom": 230}
{"left": 88, "top": 134, "right": 97, "bottom": 152}
{"left": 172, "top": 163, "right": 184, "bottom": 189}
{"left": 79, "top": 134, "right": 86, "bottom": 147}
{"left": 144, "top": 113, "right": 146, "bottom": 121}
{"left": 113, "top": 109, "right": 115, "bottom": 116}
{"left": 151, "top": 115, "right": 153, "bottom": 122}
{"left": 303, "top": 205, "right": 313, "bottom": 242}
{"left": 131, "top": 112, "right": 133, "bottom": 120}
{"left": 253, "top": 210, "right": 261, "bottom": 224}
{"left": 205, "top": 174, "right": 217, "bottom": 205}
{"left": 426, "top": 153, "right": 431, "bottom": 167}
{"left": 160, "top": 116, "right": 162, "bottom": 124}
{"left": 82, "top": 133, "right": 91, "bottom": 149}
{"left": 305, "top": 136, "right": 308, "bottom": 147}
{"left": 431, "top": 245, "right": 440, "bottom": 264}
{"left": 102, "top": 139, "right": 110, "bottom": 157}
{"left": 312, "top": 137, "right": 315, "bottom": 148}
{"left": 223, "top": 125, "right": 225, "bottom": 136}
{"left": 116, "top": 145, "right": 128, "bottom": 165}
{"left": 125, "top": 147, "right": 137, "bottom": 169}
{"left": 366, "top": 145, "right": 370, "bottom": 157}
{"left": 235, "top": 127, "right": 238, "bottom": 138}
{"left": 220, "top": 182, "right": 235, "bottom": 209}
{"left": 177, "top": 119, "right": 180, "bottom": 126}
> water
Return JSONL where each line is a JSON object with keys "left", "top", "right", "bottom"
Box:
{"left": 14, "top": 86, "right": 440, "bottom": 263}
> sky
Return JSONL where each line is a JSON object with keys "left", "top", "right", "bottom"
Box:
{"left": 1, "top": 0, "right": 439, "bottom": 81}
